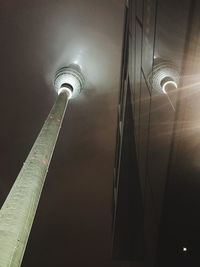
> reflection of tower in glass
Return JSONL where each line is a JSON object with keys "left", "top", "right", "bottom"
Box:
{"left": 0, "top": 65, "right": 84, "bottom": 267}
{"left": 148, "top": 58, "right": 180, "bottom": 109}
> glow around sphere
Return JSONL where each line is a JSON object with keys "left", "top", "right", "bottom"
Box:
{"left": 162, "top": 80, "right": 178, "bottom": 94}
{"left": 58, "top": 87, "right": 73, "bottom": 99}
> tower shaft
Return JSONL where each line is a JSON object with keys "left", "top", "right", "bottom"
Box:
{"left": 0, "top": 90, "right": 69, "bottom": 267}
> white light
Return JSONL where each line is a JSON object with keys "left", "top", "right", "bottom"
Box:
{"left": 183, "top": 247, "right": 187, "bottom": 252}
{"left": 58, "top": 87, "right": 73, "bottom": 99}
{"left": 162, "top": 81, "right": 177, "bottom": 94}
{"left": 73, "top": 60, "right": 79, "bottom": 65}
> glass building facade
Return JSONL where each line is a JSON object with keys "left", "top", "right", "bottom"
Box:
{"left": 112, "top": 0, "right": 200, "bottom": 266}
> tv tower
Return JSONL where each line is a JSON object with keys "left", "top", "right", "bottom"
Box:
{"left": 0, "top": 65, "right": 84, "bottom": 267}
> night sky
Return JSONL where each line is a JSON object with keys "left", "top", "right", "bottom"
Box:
{"left": 0, "top": 0, "right": 127, "bottom": 266}
{"left": 3, "top": 1, "right": 200, "bottom": 266}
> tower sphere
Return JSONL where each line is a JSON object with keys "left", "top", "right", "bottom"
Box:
{"left": 148, "top": 58, "right": 179, "bottom": 94}
{"left": 54, "top": 64, "right": 85, "bottom": 98}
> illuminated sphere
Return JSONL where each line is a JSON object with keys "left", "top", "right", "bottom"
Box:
{"left": 54, "top": 64, "right": 85, "bottom": 98}
{"left": 148, "top": 58, "right": 179, "bottom": 94}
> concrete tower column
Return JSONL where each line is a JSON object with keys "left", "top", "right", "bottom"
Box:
{"left": 0, "top": 65, "right": 84, "bottom": 267}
